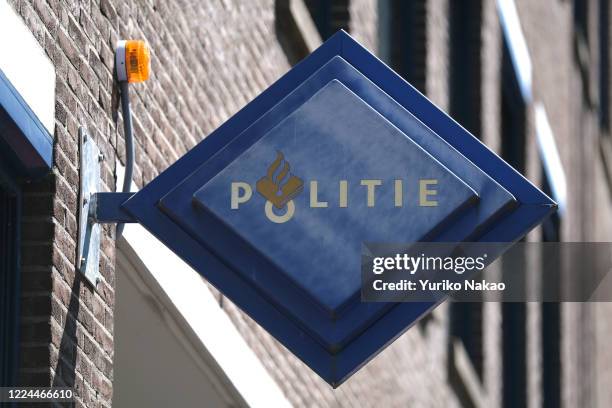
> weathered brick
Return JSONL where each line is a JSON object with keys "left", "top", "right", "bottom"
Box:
{"left": 79, "top": 6, "right": 99, "bottom": 44}
{"left": 52, "top": 274, "right": 72, "bottom": 308}
{"left": 55, "top": 124, "right": 78, "bottom": 160}
{"left": 75, "top": 351, "right": 93, "bottom": 384}
{"left": 32, "top": 0, "right": 59, "bottom": 37}
{"left": 52, "top": 241, "right": 77, "bottom": 284}
{"left": 57, "top": 27, "right": 81, "bottom": 69}
{"left": 55, "top": 80, "right": 78, "bottom": 114}
{"left": 98, "top": 41, "right": 115, "bottom": 73}
{"left": 91, "top": 371, "right": 112, "bottom": 400}
{"left": 93, "top": 324, "right": 113, "bottom": 358}
{"left": 54, "top": 100, "right": 67, "bottom": 126}
{"left": 99, "top": 0, "right": 118, "bottom": 27}
{"left": 9, "top": 0, "right": 610, "bottom": 406}
{"left": 90, "top": 294, "right": 106, "bottom": 325}
{"left": 54, "top": 174, "right": 77, "bottom": 211}
{"left": 53, "top": 148, "right": 79, "bottom": 190}
{"left": 50, "top": 295, "right": 66, "bottom": 328}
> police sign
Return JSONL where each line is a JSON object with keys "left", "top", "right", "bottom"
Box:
{"left": 108, "top": 31, "right": 554, "bottom": 386}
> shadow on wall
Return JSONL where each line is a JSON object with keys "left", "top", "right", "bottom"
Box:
{"left": 52, "top": 274, "right": 82, "bottom": 393}
{"left": 275, "top": 0, "right": 313, "bottom": 66}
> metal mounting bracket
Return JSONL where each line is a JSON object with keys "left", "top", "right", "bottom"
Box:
{"left": 77, "top": 127, "right": 102, "bottom": 287}
{"left": 77, "top": 127, "right": 138, "bottom": 287}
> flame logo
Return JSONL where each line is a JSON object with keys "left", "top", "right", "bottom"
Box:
{"left": 266, "top": 152, "right": 291, "bottom": 192}
{"left": 256, "top": 151, "right": 304, "bottom": 209}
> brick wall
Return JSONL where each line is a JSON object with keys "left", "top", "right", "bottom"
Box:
{"left": 10, "top": 0, "right": 612, "bottom": 407}
{"left": 12, "top": 0, "right": 119, "bottom": 405}
{"left": 348, "top": 0, "right": 377, "bottom": 52}
{"left": 516, "top": 0, "right": 612, "bottom": 406}
{"left": 9, "top": 0, "right": 469, "bottom": 406}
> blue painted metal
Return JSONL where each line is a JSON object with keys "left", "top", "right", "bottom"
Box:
{"left": 161, "top": 79, "right": 479, "bottom": 351}
{"left": 111, "top": 31, "right": 556, "bottom": 386}
{"left": 154, "top": 58, "right": 518, "bottom": 352}
{"left": 92, "top": 192, "right": 136, "bottom": 223}
{"left": 0, "top": 69, "right": 53, "bottom": 178}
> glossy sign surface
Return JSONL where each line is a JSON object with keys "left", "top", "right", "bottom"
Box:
{"left": 122, "top": 31, "right": 556, "bottom": 386}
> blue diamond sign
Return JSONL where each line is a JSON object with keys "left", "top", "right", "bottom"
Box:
{"left": 119, "top": 31, "right": 555, "bottom": 386}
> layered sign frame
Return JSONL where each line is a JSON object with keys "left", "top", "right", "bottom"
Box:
{"left": 120, "top": 31, "right": 556, "bottom": 386}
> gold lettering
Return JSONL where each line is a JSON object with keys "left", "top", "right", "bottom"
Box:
{"left": 231, "top": 182, "right": 252, "bottom": 209}
{"left": 419, "top": 179, "right": 438, "bottom": 207}
{"left": 339, "top": 180, "right": 348, "bottom": 208}
{"left": 310, "top": 181, "right": 328, "bottom": 208}
{"left": 361, "top": 180, "right": 382, "bottom": 207}
{"left": 265, "top": 200, "right": 295, "bottom": 223}
{"left": 394, "top": 179, "right": 403, "bottom": 207}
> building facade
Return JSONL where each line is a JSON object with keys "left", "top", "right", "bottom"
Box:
{"left": 0, "top": 0, "right": 610, "bottom": 407}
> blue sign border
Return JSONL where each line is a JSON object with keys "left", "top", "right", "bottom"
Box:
{"left": 122, "top": 31, "right": 556, "bottom": 386}
{"left": 154, "top": 55, "right": 519, "bottom": 353}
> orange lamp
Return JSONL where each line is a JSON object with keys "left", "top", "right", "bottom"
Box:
{"left": 116, "top": 40, "right": 150, "bottom": 83}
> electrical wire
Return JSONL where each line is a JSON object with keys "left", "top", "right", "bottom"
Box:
{"left": 116, "top": 81, "right": 133, "bottom": 238}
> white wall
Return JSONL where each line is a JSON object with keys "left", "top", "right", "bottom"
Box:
{"left": 0, "top": 0, "right": 55, "bottom": 134}
{"left": 113, "top": 221, "right": 292, "bottom": 408}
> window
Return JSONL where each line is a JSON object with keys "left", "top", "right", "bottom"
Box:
{"left": 450, "top": 303, "right": 484, "bottom": 380}
{"left": 540, "top": 174, "right": 562, "bottom": 408}
{"left": 449, "top": 0, "right": 484, "bottom": 138}
{"left": 501, "top": 302, "right": 527, "bottom": 408}
{"left": 447, "top": 0, "right": 486, "bottom": 390}
{"left": 599, "top": 0, "right": 610, "bottom": 130}
{"left": 573, "top": 0, "right": 596, "bottom": 105}
{"left": 447, "top": 0, "right": 486, "bottom": 399}
{"left": 501, "top": 37, "right": 527, "bottom": 173}
{"left": 0, "top": 175, "right": 20, "bottom": 388}
{"left": 500, "top": 31, "right": 528, "bottom": 408}
{"left": 382, "top": 0, "right": 428, "bottom": 94}
{"left": 304, "top": 0, "right": 350, "bottom": 40}
{"left": 0, "top": 1, "right": 54, "bottom": 390}
{"left": 574, "top": 0, "right": 590, "bottom": 46}
{"left": 276, "top": 0, "right": 324, "bottom": 66}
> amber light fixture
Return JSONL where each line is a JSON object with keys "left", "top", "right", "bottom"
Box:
{"left": 114, "top": 39, "right": 150, "bottom": 237}
{"left": 115, "top": 39, "right": 150, "bottom": 83}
